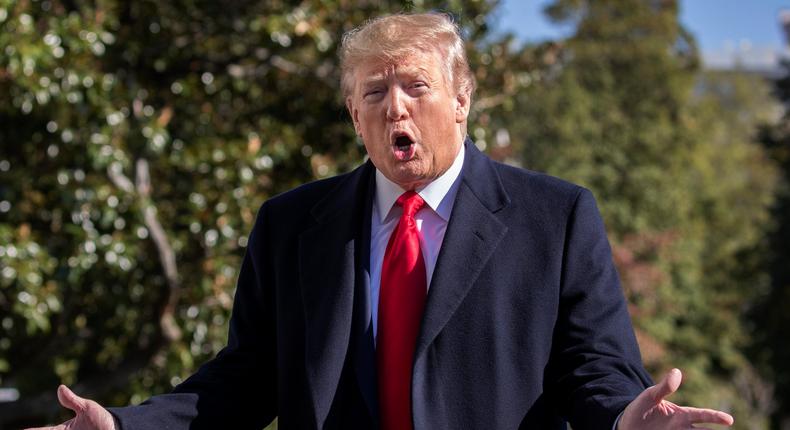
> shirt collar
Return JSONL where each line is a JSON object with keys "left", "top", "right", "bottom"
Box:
{"left": 374, "top": 143, "right": 465, "bottom": 222}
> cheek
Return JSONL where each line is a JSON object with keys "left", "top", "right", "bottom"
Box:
{"left": 418, "top": 105, "right": 454, "bottom": 136}
{"left": 359, "top": 109, "right": 383, "bottom": 133}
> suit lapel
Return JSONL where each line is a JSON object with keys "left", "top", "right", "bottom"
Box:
{"left": 352, "top": 171, "right": 380, "bottom": 425}
{"left": 415, "top": 140, "right": 510, "bottom": 359}
{"left": 299, "top": 161, "right": 377, "bottom": 428}
{"left": 297, "top": 141, "right": 509, "bottom": 426}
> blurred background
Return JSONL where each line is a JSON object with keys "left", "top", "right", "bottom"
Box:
{"left": 1, "top": 0, "right": 789, "bottom": 428}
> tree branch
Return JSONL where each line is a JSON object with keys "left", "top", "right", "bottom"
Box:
{"left": 0, "top": 156, "right": 186, "bottom": 426}
{"left": 136, "top": 158, "right": 182, "bottom": 343}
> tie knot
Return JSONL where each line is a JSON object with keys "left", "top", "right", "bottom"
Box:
{"left": 396, "top": 191, "right": 425, "bottom": 218}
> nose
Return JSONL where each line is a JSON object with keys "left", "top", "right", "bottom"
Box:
{"left": 386, "top": 87, "right": 409, "bottom": 121}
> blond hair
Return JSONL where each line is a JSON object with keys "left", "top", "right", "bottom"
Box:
{"left": 339, "top": 12, "right": 476, "bottom": 100}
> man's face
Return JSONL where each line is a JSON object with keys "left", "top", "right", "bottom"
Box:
{"left": 346, "top": 50, "right": 470, "bottom": 190}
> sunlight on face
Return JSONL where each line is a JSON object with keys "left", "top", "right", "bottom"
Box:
{"left": 347, "top": 49, "right": 470, "bottom": 190}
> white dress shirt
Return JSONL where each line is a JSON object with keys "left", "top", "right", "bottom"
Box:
{"left": 369, "top": 144, "right": 465, "bottom": 340}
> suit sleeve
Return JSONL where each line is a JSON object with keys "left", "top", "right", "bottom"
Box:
{"left": 549, "top": 188, "right": 653, "bottom": 430}
{"left": 108, "top": 202, "right": 278, "bottom": 430}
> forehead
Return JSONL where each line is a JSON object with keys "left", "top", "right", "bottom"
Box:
{"left": 354, "top": 49, "right": 443, "bottom": 83}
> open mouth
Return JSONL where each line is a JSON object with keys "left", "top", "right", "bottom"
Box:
{"left": 392, "top": 133, "right": 416, "bottom": 161}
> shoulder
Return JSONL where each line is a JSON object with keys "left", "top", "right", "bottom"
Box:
{"left": 256, "top": 158, "right": 374, "bottom": 223}
{"left": 264, "top": 173, "right": 349, "bottom": 214}
{"left": 488, "top": 160, "right": 592, "bottom": 218}
{"left": 249, "top": 164, "right": 367, "bottom": 233}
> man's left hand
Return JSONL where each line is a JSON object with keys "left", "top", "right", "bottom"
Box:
{"left": 618, "top": 368, "right": 734, "bottom": 430}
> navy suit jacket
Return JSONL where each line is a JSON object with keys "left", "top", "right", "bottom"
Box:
{"left": 111, "top": 139, "right": 652, "bottom": 429}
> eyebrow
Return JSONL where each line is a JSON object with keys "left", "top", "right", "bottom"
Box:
{"left": 361, "top": 76, "right": 387, "bottom": 88}
{"left": 360, "top": 67, "right": 433, "bottom": 88}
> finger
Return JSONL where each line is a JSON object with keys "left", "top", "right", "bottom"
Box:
{"left": 647, "top": 368, "right": 682, "bottom": 403}
{"left": 683, "top": 406, "right": 735, "bottom": 426}
{"left": 57, "top": 384, "right": 87, "bottom": 413}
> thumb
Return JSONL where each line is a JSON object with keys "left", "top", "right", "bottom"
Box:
{"left": 57, "top": 385, "right": 88, "bottom": 414}
{"left": 646, "top": 368, "right": 682, "bottom": 404}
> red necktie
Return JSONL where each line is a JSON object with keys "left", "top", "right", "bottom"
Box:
{"left": 378, "top": 191, "right": 427, "bottom": 430}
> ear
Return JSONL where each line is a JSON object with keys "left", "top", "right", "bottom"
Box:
{"left": 346, "top": 96, "right": 362, "bottom": 136}
{"left": 454, "top": 89, "right": 471, "bottom": 124}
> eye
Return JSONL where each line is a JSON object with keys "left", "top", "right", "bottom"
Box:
{"left": 364, "top": 89, "right": 384, "bottom": 100}
{"left": 407, "top": 81, "right": 429, "bottom": 95}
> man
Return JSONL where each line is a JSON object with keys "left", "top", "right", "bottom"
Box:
{"left": 31, "top": 12, "right": 735, "bottom": 430}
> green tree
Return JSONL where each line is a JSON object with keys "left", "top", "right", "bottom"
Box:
{"left": 0, "top": 0, "right": 497, "bottom": 427}
{"left": 1, "top": 0, "right": 782, "bottom": 428}
{"left": 753, "top": 60, "right": 790, "bottom": 429}
{"left": 481, "top": 0, "right": 779, "bottom": 427}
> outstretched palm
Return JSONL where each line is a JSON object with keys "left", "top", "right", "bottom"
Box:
{"left": 619, "top": 369, "right": 734, "bottom": 430}
{"left": 25, "top": 385, "right": 116, "bottom": 430}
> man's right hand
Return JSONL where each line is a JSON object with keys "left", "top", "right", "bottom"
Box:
{"left": 25, "top": 385, "right": 117, "bottom": 430}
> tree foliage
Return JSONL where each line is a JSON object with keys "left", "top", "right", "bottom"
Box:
{"left": 0, "top": 0, "right": 497, "bottom": 426}
{"left": 753, "top": 60, "right": 790, "bottom": 429}
{"left": 0, "top": 0, "right": 784, "bottom": 428}
{"left": 481, "top": 0, "right": 779, "bottom": 427}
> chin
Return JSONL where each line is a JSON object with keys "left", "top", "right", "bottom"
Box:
{"left": 393, "top": 173, "right": 431, "bottom": 190}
